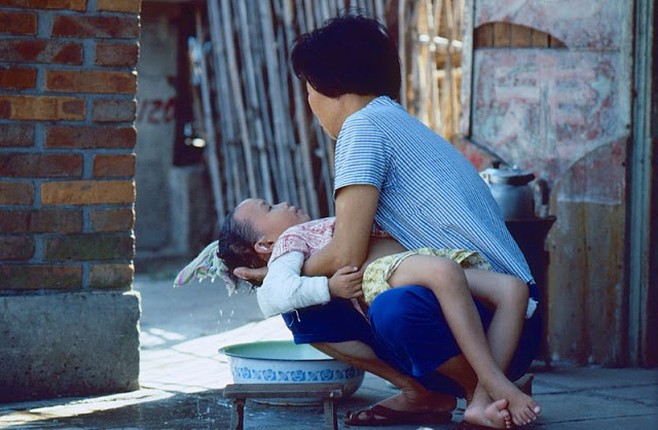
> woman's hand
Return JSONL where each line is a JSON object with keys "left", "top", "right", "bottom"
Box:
{"left": 328, "top": 265, "right": 363, "bottom": 299}
{"left": 233, "top": 266, "right": 268, "bottom": 284}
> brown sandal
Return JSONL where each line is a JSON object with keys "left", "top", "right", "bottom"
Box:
{"left": 344, "top": 404, "right": 452, "bottom": 426}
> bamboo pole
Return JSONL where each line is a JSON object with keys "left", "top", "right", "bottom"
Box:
{"left": 236, "top": 0, "right": 274, "bottom": 203}
{"left": 273, "top": 0, "right": 307, "bottom": 210}
{"left": 216, "top": 0, "right": 258, "bottom": 197}
{"left": 194, "top": 0, "right": 465, "bottom": 219}
{"left": 374, "top": 0, "right": 385, "bottom": 22}
{"left": 409, "top": 0, "right": 421, "bottom": 115}
{"left": 207, "top": 0, "right": 242, "bottom": 208}
{"left": 283, "top": 0, "right": 320, "bottom": 218}
{"left": 425, "top": 0, "right": 443, "bottom": 130}
{"left": 191, "top": 11, "right": 225, "bottom": 226}
{"left": 259, "top": 0, "right": 297, "bottom": 204}
{"left": 303, "top": 0, "right": 316, "bottom": 32}
{"left": 276, "top": 0, "right": 306, "bottom": 209}
{"left": 444, "top": 0, "right": 458, "bottom": 139}
{"left": 398, "top": 0, "right": 408, "bottom": 107}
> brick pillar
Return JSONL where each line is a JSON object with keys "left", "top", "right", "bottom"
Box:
{"left": 0, "top": 1, "right": 142, "bottom": 401}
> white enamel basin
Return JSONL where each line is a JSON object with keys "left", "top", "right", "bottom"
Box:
{"left": 219, "top": 340, "right": 365, "bottom": 403}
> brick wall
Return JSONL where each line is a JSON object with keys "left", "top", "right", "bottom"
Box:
{"left": 0, "top": 0, "right": 141, "bottom": 291}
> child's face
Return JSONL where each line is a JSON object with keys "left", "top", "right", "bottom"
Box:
{"left": 234, "top": 198, "right": 311, "bottom": 242}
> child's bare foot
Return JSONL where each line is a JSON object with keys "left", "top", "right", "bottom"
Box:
{"left": 464, "top": 398, "right": 512, "bottom": 429}
{"left": 504, "top": 385, "right": 541, "bottom": 426}
{"left": 483, "top": 375, "right": 541, "bottom": 426}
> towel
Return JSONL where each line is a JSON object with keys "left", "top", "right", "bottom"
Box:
{"left": 173, "top": 240, "right": 250, "bottom": 295}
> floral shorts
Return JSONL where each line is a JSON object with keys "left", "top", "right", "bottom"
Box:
{"left": 361, "top": 247, "right": 491, "bottom": 304}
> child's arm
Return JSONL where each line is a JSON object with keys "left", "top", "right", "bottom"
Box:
{"left": 256, "top": 252, "right": 362, "bottom": 318}
{"left": 257, "top": 251, "right": 329, "bottom": 318}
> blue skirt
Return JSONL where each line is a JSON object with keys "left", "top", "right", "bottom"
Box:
{"left": 281, "top": 284, "right": 541, "bottom": 397}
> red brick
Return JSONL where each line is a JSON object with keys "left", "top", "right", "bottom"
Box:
{"left": 0, "top": 95, "right": 84, "bottom": 121}
{"left": 0, "top": 209, "right": 82, "bottom": 233}
{"left": 41, "top": 180, "right": 135, "bottom": 205}
{"left": 0, "top": 1, "right": 87, "bottom": 12}
{"left": 52, "top": 15, "right": 138, "bottom": 39}
{"left": 0, "top": 40, "right": 82, "bottom": 64}
{"left": 0, "top": 67, "right": 37, "bottom": 90}
{"left": 0, "top": 236, "right": 34, "bottom": 260}
{"left": 97, "top": 0, "right": 140, "bottom": 13}
{"left": 0, "top": 182, "right": 34, "bottom": 205}
{"left": 93, "top": 154, "right": 135, "bottom": 177}
{"left": 95, "top": 43, "right": 139, "bottom": 67}
{"left": 0, "top": 99, "right": 8, "bottom": 117}
{"left": 46, "top": 126, "right": 135, "bottom": 149}
{"left": 0, "top": 11, "right": 37, "bottom": 35}
{"left": 90, "top": 263, "right": 134, "bottom": 289}
{"left": 92, "top": 99, "right": 136, "bottom": 123}
{"left": 0, "top": 124, "right": 34, "bottom": 147}
{"left": 0, "top": 265, "right": 82, "bottom": 290}
{"left": 45, "top": 233, "right": 134, "bottom": 261}
{"left": 90, "top": 207, "right": 134, "bottom": 232}
{"left": 0, "top": 153, "right": 82, "bottom": 178}
{"left": 45, "top": 70, "right": 136, "bottom": 94}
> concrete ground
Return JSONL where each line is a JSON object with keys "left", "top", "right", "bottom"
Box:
{"left": 1, "top": 263, "right": 657, "bottom": 429}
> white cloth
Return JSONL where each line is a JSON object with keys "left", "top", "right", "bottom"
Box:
{"left": 257, "top": 251, "right": 330, "bottom": 318}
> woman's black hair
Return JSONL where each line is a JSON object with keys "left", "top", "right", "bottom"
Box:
{"left": 291, "top": 13, "right": 401, "bottom": 99}
{"left": 216, "top": 207, "right": 264, "bottom": 283}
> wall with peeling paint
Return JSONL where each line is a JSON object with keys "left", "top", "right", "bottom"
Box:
{"left": 460, "top": 0, "right": 633, "bottom": 365}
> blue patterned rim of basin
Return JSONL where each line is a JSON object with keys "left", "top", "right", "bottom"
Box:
{"left": 219, "top": 340, "right": 365, "bottom": 402}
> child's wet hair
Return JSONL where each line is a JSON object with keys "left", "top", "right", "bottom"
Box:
{"left": 216, "top": 208, "right": 264, "bottom": 283}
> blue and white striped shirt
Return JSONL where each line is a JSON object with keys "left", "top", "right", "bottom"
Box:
{"left": 334, "top": 96, "right": 533, "bottom": 282}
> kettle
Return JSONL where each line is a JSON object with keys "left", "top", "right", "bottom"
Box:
{"left": 480, "top": 162, "right": 536, "bottom": 220}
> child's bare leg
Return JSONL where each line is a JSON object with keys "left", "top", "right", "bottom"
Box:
{"left": 388, "top": 256, "right": 538, "bottom": 426}
{"left": 465, "top": 270, "right": 542, "bottom": 425}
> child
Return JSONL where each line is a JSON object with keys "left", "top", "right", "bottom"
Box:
{"left": 176, "top": 198, "right": 540, "bottom": 427}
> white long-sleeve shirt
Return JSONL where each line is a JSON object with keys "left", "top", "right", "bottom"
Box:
{"left": 256, "top": 251, "right": 330, "bottom": 318}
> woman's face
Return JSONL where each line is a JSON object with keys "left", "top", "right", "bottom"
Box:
{"left": 234, "top": 198, "right": 310, "bottom": 242}
{"left": 306, "top": 82, "right": 342, "bottom": 139}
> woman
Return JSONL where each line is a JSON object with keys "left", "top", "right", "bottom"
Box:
{"left": 235, "top": 13, "right": 542, "bottom": 429}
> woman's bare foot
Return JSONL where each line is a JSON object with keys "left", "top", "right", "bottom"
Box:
{"left": 377, "top": 393, "right": 457, "bottom": 412}
{"left": 464, "top": 398, "right": 512, "bottom": 429}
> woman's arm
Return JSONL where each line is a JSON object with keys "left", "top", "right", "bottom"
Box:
{"left": 303, "top": 184, "right": 380, "bottom": 277}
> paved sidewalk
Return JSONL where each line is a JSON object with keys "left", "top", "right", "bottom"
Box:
{"left": 1, "top": 272, "right": 657, "bottom": 429}
{"left": 2, "top": 315, "right": 656, "bottom": 429}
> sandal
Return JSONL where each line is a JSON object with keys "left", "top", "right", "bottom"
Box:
{"left": 344, "top": 404, "right": 452, "bottom": 426}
